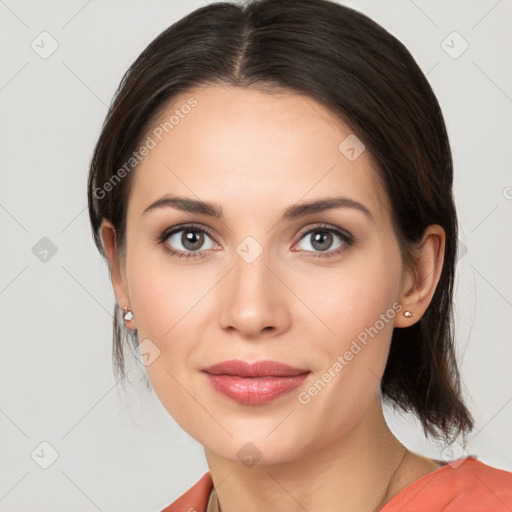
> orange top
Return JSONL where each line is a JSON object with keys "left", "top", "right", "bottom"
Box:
{"left": 161, "top": 456, "right": 512, "bottom": 512}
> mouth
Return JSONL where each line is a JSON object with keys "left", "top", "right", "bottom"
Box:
{"left": 201, "top": 359, "right": 310, "bottom": 377}
{"left": 201, "top": 359, "right": 311, "bottom": 405}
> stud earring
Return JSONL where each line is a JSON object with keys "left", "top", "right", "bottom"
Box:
{"left": 122, "top": 306, "right": 134, "bottom": 321}
{"left": 403, "top": 310, "right": 413, "bottom": 318}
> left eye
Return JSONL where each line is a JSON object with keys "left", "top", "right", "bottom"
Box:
{"left": 294, "top": 227, "right": 351, "bottom": 254}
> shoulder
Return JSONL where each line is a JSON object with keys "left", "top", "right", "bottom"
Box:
{"left": 382, "top": 456, "right": 512, "bottom": 512}
{"left": 160, "top": 472, "right": 213, "bottom": 512}
{"left": 158, "top": 459, "right": 512, "bottom": 511}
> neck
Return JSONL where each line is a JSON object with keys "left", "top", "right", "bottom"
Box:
{"left": 204, "top": 395, "right": 413, "bottom": 512}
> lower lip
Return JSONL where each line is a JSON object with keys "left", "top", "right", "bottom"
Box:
{"left": 203, "top": 373, "right": 310, "bottom": 405}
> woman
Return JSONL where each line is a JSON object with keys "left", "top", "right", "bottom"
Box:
{"left": 87, "top": 0, "right": 512, "bottom": 510}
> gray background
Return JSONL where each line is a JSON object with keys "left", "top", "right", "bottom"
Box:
{"left": 0, "top": 0, "right": 511, "bottom": 510}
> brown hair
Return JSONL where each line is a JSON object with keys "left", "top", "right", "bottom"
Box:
{"left": 87, "top": 0, "right": 474, "bottom": 445}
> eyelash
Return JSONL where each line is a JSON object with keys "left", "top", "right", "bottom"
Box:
{"left": 156, "top": 223, "right": 354, "bottom": 260}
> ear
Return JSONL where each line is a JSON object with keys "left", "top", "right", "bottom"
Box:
{"left": 100, "top": 219, "right": 136, "bottom": 329}
{"left": 395, "top": 224, "right": 446, "bottom": 328}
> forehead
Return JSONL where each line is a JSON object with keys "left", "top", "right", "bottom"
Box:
{"left": 129, "top": 85, "right": 389, "bottom": 221}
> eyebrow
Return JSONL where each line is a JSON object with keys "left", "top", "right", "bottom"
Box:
{"left": 142, "top": 194, "right": 374, "bottom": 223}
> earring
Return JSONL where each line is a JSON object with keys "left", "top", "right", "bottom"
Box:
{"left": 403, "top": 310, "right": 413, "bottom": 318}
{"left": 122, "top": 306, "right": 134, "bottom": 321}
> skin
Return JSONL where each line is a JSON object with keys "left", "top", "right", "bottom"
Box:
{"left": 101, "top": 85, "right": 445, "bottom": 512}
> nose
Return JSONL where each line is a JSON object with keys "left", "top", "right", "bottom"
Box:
{"left": 216, "top": 247, "right": 292, "bottom": 340}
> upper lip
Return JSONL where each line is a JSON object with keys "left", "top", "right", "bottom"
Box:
{"left": 201, "top": 359, "right": 310, "bottom": 377}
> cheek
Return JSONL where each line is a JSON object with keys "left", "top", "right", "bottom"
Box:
{"left": 295, "top": 270, "right": 400, "bottom": 443}
{"left": 301, "top": 249, "right": 402, "bottom": 350}
{"left": 125, "top": 243, "right": 207, "bottom": 342}
{"left": 124, "top": 247, "right": 216, "bottom": 388}
{"left": 124, "top": 251, "right": 206, "bottom": 431}
{"left": 301, "top": 244, "right": 402, "bottom": 398}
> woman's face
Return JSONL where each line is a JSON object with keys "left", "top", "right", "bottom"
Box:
{"left": 106, "top": 85, "right": 415, "bottom": 464}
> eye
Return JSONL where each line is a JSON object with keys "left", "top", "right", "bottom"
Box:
{"left": 157, "top": 224, "right": 217, "bottom": 259}
{"left": 157, "top": 223, "right": 354, "bottom": 260}
{"left": 293, "top": 224, "right": 353, "bottom": 258}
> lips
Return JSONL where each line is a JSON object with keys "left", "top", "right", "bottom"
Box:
{"left": 201, "top": 359, "right": 310, "bottom": 377}
{"left": 201, "top": 359, "right": 311, "bottom": 405}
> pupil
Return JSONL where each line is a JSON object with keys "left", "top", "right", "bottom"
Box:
{"left": 312, "top": 231, "right": 332, "bottom": 251}
{"left": 183, "top": 230, "right": 203, "bottom": 250}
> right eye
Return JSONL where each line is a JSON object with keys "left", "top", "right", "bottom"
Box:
{"left": 158, "top": 224, "right": 218, "bottom": 259}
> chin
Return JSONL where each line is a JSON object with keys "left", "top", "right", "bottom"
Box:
{"left": 201, "top": 431, "right": 310, "bottom": 467}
